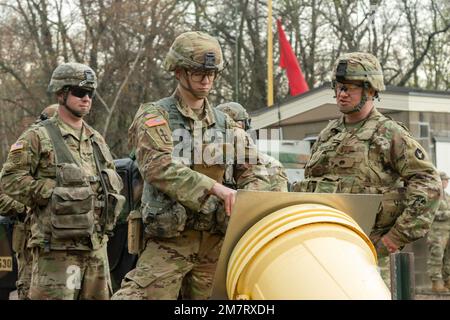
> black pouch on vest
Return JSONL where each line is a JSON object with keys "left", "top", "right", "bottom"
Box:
{"left": 141, "top": 183, "right": 187, "bottom": 238}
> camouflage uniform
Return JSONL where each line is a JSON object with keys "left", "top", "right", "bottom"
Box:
{"left": 0, "top": 63, "right": 124, "bottom": 300}
{"left": 294, "top": 52, "right": 441, "bottom": 286}
{"left": 427, "top": 172, "right": 450, "bottom": 291}
{"left": 0, "top": 186, "right": 31, "bottom": 300}
{"left": 216, "top": 102, "right": 288, "bottom": 192}
{"left": 112, "top": 32, "right": 266, "bottom": 300}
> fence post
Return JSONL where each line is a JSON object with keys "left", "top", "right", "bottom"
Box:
{"left": 390, "top": 252, "right": 415, "bottom": 300}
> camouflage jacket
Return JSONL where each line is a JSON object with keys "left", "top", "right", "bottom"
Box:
{"left": 295, "top": 108, "right": 441, "bottom": 247}
{"left": 128, "top": 89, "right": 267, "bottom": 214}
{"left": 0, "top": 186, "right": 25, "bottom": 217}
{"left": 434, "top": 191, "right": 450, "bottom": 221}
{"left": 240, "top": 152, "right": 288, "bottom": 192}
{"left": 0, "top": 113, "right": 117, "bottom": 250}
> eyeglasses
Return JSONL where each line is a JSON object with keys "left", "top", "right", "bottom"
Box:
{"left": 186, "top": 70, "right": 217, "bottom": 82}
{"left": 334, "top": 82, "right": 363, "bottom": 94}
{"left": 69, "top": 87, "right": 95, "bottom": 99}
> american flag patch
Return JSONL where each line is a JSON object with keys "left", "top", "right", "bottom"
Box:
{"left": 145, "top": 118, "right": 167, "bottom": 128}
{"left": 10, "top": 142, "right": 24, "bottom": 152}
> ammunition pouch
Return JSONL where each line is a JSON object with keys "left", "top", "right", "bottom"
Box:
{"left": 190, "top": 195, "right": 219, "bottom": 231}
{"left": 50, "top": 163, "right": 95, "bottom": 240}
{"left": 141, "top": 182, "right": 187, "bottom": 238}
{"left": 100, "top": 169, "right": 126, "bottom": 234}
{"left": 127, "top": 210, "right": 143, "bottom": 255}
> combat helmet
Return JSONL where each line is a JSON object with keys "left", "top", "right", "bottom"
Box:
{"left": 216, "top": 102, "right": 251, "bottom": 130}
{"left": 332, "top": 52, "right": 385, "bottom": 92}
{"left": 39, "top": 104, "right": 59, "bottom": 122}
{"left": 48, "top": 62, "right": 97, "bottom": 93}
{"left": 163, "top": 31, "right": 224, "bottom": 72}
{"left": 331, "top": 52, "right": 385, "bottom": 114}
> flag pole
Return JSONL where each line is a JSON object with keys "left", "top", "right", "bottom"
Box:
{"left": 267, "top": 0, "right": 274, "bottom": 107}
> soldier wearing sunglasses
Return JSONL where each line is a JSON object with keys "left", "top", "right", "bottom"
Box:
{"left": 294, "top": 52, "right": 441, "bottom": 288}
{"left": 1, "top": 62, "right": 125, "bottom": 299}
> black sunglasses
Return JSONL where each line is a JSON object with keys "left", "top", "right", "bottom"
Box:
{"left": 69, "top": 87, "right": 95, "bottom": 99}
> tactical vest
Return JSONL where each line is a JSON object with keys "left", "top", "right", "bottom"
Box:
{"left": 297, "top": 113, "right": 406, "bottom": 231}
{"left": 140, "top": 97, "right": 230, "bottom": 238}
{"left": 40, "top": 119, "right": 124, "bottom": 245}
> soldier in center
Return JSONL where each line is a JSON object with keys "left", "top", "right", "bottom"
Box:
{"left": 112, "top": 31, "right": 267, "bottom": 300}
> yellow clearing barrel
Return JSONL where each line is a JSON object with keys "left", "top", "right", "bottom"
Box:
{"left": 226, "top": 203, "right": 390, "bottom": 300}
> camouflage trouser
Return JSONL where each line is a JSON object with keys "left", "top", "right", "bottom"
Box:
{"left": 111, "top": 229, "right": 224, "bottom": 300}
{"left": 12, "top": 221, "right": 32, "bottom": 300}
{"left": 15, "top": 246, "right": 32, "bottom": 300}
{"left": 426, "top": 219, "right": 450, "bottom": 281}
{"left": 29, "top": 244, "right": 112, "bottom": 300}
{"left": 377, "top": 255, "right": 391, "bottom": 289}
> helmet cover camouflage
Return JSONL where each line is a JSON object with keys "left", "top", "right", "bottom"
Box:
{"left": 163, "top": 31, "right": 224, "bottom": 72}
{"left": 216, "top": 102, "right": 249, "bottom": 121}
{"left": 440, "top": 171, "right": 449, "bottom": 181}
{"left": 41, "top": 104, "right": 58, "bottom": 118}
{"left": 48, "top": 62, "right": 97, "bottom": 93}
{"left": 332, "top": 52, "right": 385, "bottom": 91}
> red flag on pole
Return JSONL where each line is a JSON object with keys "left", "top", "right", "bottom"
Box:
{"left": 276, "top": 19, "right": 309, "bottom": 96}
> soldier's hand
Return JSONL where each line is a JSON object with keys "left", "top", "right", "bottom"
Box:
{"left": 210, "top": 183, "right": 236, "bottom": 216}
{"left": 381, "top": 235, "right": 399, "bottom": 253}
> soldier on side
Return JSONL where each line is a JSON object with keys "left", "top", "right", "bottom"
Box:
{"left": 0, "top": 104, "right": 59, "bottom": 300}
{"left": 216, "top": 102, "right": 288, "bottom": 192}
{"left": 0, "top": 62, "right": 125, "bottom": 300}
{"left": 112, "top": 31, "right": 267, "bottom": 300}
{"left": 293, "top": 52, "right": 441, "bottom": 286}
{"left": 427, "top": 171, "right": 450, "bottom": 293}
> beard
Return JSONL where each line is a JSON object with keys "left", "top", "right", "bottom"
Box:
{"left": 64, "top": 103, "right": 90, "bottom": 118}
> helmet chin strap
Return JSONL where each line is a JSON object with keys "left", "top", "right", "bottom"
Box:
{"left": 341, "top": 86, "right": 368, "bottom": 114}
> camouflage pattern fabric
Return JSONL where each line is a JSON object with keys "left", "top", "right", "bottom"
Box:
{"left": 29, "top": 244, "right": 111, "bottom": 300}
{"left": 112, "top": 229, "right": 222, "bottom": 300}
{"left": 0, "top": 189, "right": 25, "bottom": 216}
{"left": 38, "top": 104, "right": 58, "bottom": 122}
{"left": 427, "top": 191, "right": 450, "bottom": 281}
{"left": 163, "top": 31, "right": 224, "bottom": 72}
{"left": 14, "top": 220, "right": 32, "bottom": 300}
{"left": 295, "top": 108, "right": 441, "bottom": 274}
{"left": 118, "top": 88, "right": 267, "bottom": 300}
{"left": 216, "top": 102, "right": 249, "bottom": 121}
